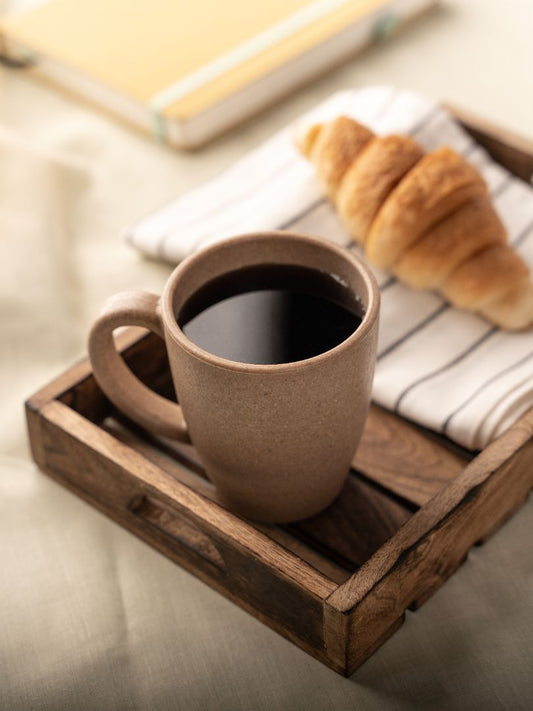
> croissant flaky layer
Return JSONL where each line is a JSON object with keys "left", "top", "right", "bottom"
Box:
{"left": 296, "top": 115, "right": 533, "bottom": 330}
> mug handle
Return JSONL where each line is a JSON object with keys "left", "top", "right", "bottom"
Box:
{"left": 88, "top": 291, "right": 190, "bottom": 442}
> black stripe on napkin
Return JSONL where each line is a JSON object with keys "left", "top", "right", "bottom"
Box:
{"left": 385, "top": 209, "right": 533, "bottom": 418}
{"left": 441, "top": 347, "right": 533, "bottom": 436}
{"left": 407, "top": 105, "right": 441, "bottom": 138}
{"left": 156, "top": 156, "right": 300, "bottom": 255}
{"left": 393, "top": 326, "right": 497, "bottom": 414}
{"left": 378, "top": 302, "right": 449, "bottom": 360}
{"left": 513, "top": 216, "right": 533, "bottom": 248}
{"left": 490, "top": 172, "right": 514, "bottom": 200}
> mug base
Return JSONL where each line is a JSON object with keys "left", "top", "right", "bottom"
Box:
{"left": 215, "top": 477, "right": 348, "bottom": 524}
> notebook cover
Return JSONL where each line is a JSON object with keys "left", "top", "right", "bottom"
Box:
{"left": 1, "top": 0, "right": 396, "bottom": 120}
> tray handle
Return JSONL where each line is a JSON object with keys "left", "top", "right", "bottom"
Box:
{"left": 130, "top": 495, "right": 226, "bottom": 574}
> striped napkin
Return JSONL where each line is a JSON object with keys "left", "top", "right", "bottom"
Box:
{"left": 126, "top": 86, "right": 533, "bottom": 451}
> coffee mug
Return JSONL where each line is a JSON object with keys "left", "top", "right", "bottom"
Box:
{"left": 88, "top": 231, "right": 379, "bottom": 522}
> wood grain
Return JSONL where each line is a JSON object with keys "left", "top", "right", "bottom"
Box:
{"left": 326, "top": 408, "right": 533, "bottom": 674}
{"left": 353, "top": 405, "right": 469, "bottom": 506}
{"left": 42, "top": 400, "right": 336, "bottom": 591}
{"left": 287, "top": 472, "right": 412, "bottom": 570}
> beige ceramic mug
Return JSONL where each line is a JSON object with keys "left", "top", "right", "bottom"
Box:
{"left": 88, "top": 231, "right": 379, "bottom": 523}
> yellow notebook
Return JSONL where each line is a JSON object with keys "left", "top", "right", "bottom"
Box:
{"left": 1, "top": 0, "right": 436, "bottom": 148}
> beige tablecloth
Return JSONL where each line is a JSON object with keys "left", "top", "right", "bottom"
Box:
{"left": 1, "top": 1, "right": 532, "bottom": 708}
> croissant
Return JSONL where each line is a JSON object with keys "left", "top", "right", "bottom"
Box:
{"left": 296, "top": 116, "right": 533, "bottom": 330}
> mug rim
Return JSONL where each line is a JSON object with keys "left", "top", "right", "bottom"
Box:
{"left": 161, "top": 231, "right": 380, "bottom": 373}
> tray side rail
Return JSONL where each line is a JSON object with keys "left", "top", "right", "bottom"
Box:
{"left": 324, "top": 408, "right": 533, "bottom": 675}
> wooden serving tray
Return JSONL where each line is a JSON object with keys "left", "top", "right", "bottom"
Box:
{"left": 26, "top": 110, "right": 533, "bottom": 676}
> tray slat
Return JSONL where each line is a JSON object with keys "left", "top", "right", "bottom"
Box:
{"left": 352, "top": 405, "right": 470, "bottom": 506}
{"left": 286, "top": 473, "right": 412, "bottom": 570}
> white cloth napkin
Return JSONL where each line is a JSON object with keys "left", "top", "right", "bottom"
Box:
{"left": 125, "top": 87, "right": 533, "bottom": 451}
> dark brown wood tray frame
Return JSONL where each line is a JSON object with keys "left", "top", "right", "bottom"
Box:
{"left": 26, "top": 109, "right": 533, "bottom": 676}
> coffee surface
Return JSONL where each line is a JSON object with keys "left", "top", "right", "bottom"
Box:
{"left": 178, "top": 264, "right": 363, "bottom": 364}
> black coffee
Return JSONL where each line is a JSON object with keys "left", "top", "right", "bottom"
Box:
{"left": 178, "top": 264, "right": 363, "bottom": 365}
